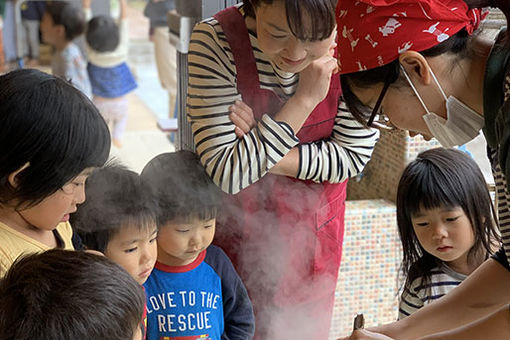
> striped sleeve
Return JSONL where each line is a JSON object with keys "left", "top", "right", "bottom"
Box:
{"left": 398, "top": 281, "right": 424, "bottom": 320}
{"left": 398, "top": 268, "right": 464, "bottom": 319}
{"left": 297, "top": 101, "right": 379, "bottom": 183}
{"left": 187, "top": 21, "right": 299, "bottom": 194}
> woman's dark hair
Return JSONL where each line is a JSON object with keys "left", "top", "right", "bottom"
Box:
{"left": 0, "top": 69, "right": 110, "bottom": 208}
{"left": 244, "top": 0, "right": 337, "bottom": 41}
{"left": 341, "top": 0, "right": 510, "bottom": 126}
{"left": 0, "top": 249, "right": 144, "bottom": 340}
{"left": 396, "top": 148, "right": 500, "bottom": 291}
{"left": 140, "top": 150, "right": 221, "bottom": 226}
{"left": 71, "top": 161, "right": 158, "bottom": 253}
{"left": 45, "top": 1, "right": 86, "bottom": 41}
{"left": 86, "top": 15, "right": 120, "bottom": 52}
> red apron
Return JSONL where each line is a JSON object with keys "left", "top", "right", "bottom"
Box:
{"left": 214, "top": 7, "right": 347, "bottom": 339}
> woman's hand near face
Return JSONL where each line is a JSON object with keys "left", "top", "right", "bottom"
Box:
{"left": 294, "top": 40, "right": 338, "bottom": 109}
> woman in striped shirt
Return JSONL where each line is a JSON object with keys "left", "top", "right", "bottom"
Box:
{"left": 187, "top": 1, "right": 378, "bottom": 338}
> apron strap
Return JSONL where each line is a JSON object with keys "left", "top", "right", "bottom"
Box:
{"left": 214, "top": 7, "right": 260, "bottom": 92}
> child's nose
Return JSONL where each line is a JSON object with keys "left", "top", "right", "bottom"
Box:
{"left": 431, "top": 223, "right": 448, "bottom": 239}
{"left": 74, "top": 184, "right": 86, "bottom": 204}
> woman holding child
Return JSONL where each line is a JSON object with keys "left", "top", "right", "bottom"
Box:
{"left": 333, "top": 0, "right": 510, "bottom": 339}
{"left": 187, "top": 0, "right": 379, "bottom": 338}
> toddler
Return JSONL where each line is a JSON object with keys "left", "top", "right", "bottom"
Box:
{"left": 141, "top": 150, "right": 255, "bottom": 340}
{"left": 40, "top": 1, "right": 91, "bottom": 97}
{"left": 0, "top": 69, "right": 110, "bottom": 277}
{"left": 71, "top": 162, "right": 159, "bottom": 339}
{"left": 84, "top": 0, "right": 137, "bottom": 148}
{"left": 397, "top": 148, "right": 500, "bottom": 318}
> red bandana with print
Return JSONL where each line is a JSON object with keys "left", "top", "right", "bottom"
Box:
{"left": 336, "top": 0, "right": 487, "bottom": 74}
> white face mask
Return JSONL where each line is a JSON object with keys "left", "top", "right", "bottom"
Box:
{"left": 400, "top": 65, "right": 484, "bottom": 148}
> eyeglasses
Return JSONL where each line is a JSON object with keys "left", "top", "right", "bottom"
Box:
{"left": 366, "top": 71, "right": 395, "bottom": 131}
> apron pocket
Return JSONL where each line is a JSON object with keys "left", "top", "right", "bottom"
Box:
{"left": 313, "top": 196, "right": 345, "bottom": 279}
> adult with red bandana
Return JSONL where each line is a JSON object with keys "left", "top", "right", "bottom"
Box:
{"left": 335, "top": 0, "right": 510, "bottom": 340}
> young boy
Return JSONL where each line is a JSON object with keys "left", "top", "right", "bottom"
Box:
{"left": 0, "top": 249, "right": 145, "bottom": 340}
{"left": 140, "top": 151, "right": 255, "bottom": 340}
{"left": 70, "top": 163, "right": 159, "bottom": 338}
{"left": 40, "top": 1, "right": 92, "bottom": 98}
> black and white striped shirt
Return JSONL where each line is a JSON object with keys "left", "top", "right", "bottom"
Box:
{"left": 398, "top": 264, "right": 466, "bottom": 319}
{"left": 186, "top": 6, "right": 379, "bottom": 194}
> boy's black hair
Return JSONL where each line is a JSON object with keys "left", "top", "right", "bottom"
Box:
{"left": 244, "top": 0, "right": 337, "bottom": 41}
{"left": 140, "top": 150, "right": 221, "bottom": 226}
{"left": 0, "top": 69, "right": 110, "bottom": 209}
{"left": 86, "top": 15, "right": 120, "bottom": 52}
{"left": 45, "top": 1, "right": 86, "bottom": 41}
{"left": 71, "top": 162, "right": 158, "bottom": 253}
{"left": 0, "top": 249, "right": 144, "bottom": 340}
{"left": 341, "top": 0, "right": 510, "bottom": 127}
{"left": 396, "top": 148, "right": 500, "bottom": 291}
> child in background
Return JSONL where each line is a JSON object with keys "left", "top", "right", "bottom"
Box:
{"left": 40, "top": 1, "right": 91, "bottom": 98}
{"left": 0, "top": 69, "right": 110, "bottom": 277}
{"left": 20, "top": 0, "right": 45, "bottom": 67}
{"left": 397, "top": 148, "right": 500, "bottom": 319}
{"left": 71, "top": 162, "right": 158, "bottom": 339}
{"left": 0, "top": 249, "right": 146, "bottom": 340}
{"left": 83, "top": 0, "right": 137, "bottom": 148}
{"left": 141, "top": 151, "right": 255, "bottom": 340}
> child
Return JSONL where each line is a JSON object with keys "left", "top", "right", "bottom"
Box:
{"left": 0, "top": 249, "right": 146, "bottom": 340}
{"left": 20, "top": 1, "right": 45, "bottom": 67}
{"left": 83, "top": 0, "right": 137, "bottom": 148}
{"left": 0, "top": 68, "right": 110, "bottom": 277}
{"left": 40, "top": 1, "right": 92, "bottom": 98}
{"left": 71, "top": 162, "right": 159, "bottom": 338}
{"left": 140, "top": 150, "right": 255, "bottom": 340}
{"left": 396, "top": 148, "right": 500, "bottom": 319}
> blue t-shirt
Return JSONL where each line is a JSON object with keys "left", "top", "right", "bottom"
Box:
{"left": 144, "top": 245, "right": 254, "bottom": 340}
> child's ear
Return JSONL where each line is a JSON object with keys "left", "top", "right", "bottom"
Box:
{"left": 7, "top": 162, "right": 30, "bottom": 188}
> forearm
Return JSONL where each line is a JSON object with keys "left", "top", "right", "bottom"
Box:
{"left": 297, "top": 109, "right": 378, "bottom": 183}
{"left": 418, "top": 305, "right": 510, "bottom": 340}
{"left": 273, "top": 95, "right": 317, "bottom": 134}
{"left": 372, "top": 259, "right": 510, "bottom": 339}
{"left": 268, "top": 147, "right": 299, "bottom": 177}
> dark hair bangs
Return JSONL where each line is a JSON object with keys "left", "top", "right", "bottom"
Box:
{"left": 0, "top": 70, "right": 110, "bottom": 207}
{"left": 285, "top": 0, "right": 336, "bottom": 41}
{"left": 401, "top": 165, "right": 463, "bottom": 218}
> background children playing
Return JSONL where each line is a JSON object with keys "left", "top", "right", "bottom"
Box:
{"left": 71, "top": 162, "right": 158, "bottom": 339}
{"left": 0, "top": 69, "right": 110, "bottom": 277}
{"left": 40, "top": 1, "right": 91, "bottom": 98}
{"left": 140, "top": 150, "right": 255, "bottom": 340}
{"left": 0, "top": 249, "right": 145, "bottom": 340}
{"left": 83, "top": 0, "right": 137, "bottom": 148}
{"left": 19, "top": 0, "right": 45, "bottom": 67}
{"left": 396, "top": 148, "right": 500, "bottom": 319}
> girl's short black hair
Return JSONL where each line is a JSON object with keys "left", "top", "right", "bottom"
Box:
{"left": 0, "top": 249, "right": 144, "bottom": 340}
{"left": 71, "top": 162, "right": 158, "bottom": 253}
{"left": 396, "top": 148, "right": 500, "bottom": 290}
{"left": 45, "top": 1, "right": 86, "bottom": 41}
{"left": 86, "top": 15, "right": 120, "bottom": 52}
{"left": 244, "top": 0, "right": 337, "bottom": 41}
{"left": 140, "top": 150, "right": 221, "bottom": 226}
{"left": 341, "top": 0, "right": 510, "bottom": 126}
{"left": 0, "top": 69, "right": 110, "bottom": 208}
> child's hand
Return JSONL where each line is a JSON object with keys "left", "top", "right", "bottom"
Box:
{"left": 83, "top": 0, "right": 91, "bottom": 9}
{"left": 229, "top": 100, "right": 256, "bottom": 138}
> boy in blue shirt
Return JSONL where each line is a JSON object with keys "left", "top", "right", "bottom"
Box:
{"left": 141, "top": 151, "right": 255, "bottom": 340}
